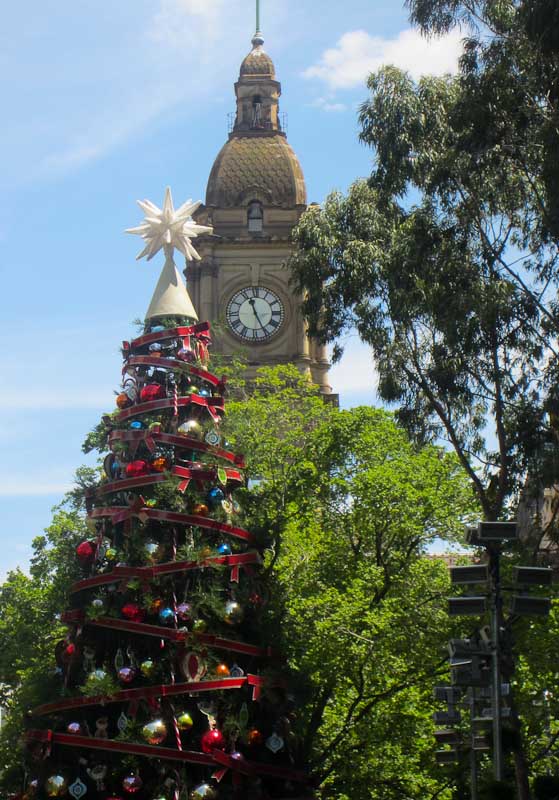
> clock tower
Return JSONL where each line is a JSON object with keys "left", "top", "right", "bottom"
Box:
{"left": 187, "top": 23, "right": 334, "bottom": 396}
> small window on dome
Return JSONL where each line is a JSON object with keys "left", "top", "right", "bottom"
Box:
{"left": 248, "top": 201, "right": 263, "bottom": 233}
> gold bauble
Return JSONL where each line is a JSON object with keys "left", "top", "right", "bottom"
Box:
{"left": 142, "top": 718, "right": 167, "bottom": 745}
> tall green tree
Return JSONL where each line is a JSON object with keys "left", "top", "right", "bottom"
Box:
{"left": 224, "top": 366, "right": 477, "bottom": 799}
{"left": 290, "top": 60, "right": 559, "bottom": 527}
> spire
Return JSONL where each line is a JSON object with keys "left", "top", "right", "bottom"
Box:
{"left": 253, "top": 0, "right": 263, "bottom": 46}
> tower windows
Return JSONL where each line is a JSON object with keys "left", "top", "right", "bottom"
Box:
{"left": 252, "top": 95, "right": 263, "bottom": 127}
{"left": 248, "top": 201, "right": 263, "bottom": 233}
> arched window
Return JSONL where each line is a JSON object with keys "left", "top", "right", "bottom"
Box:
{"left": 248, "top": 201, "right": 263, "bottom": 233}
{"left": 252, "top": 95, "right": 263, "bottom": 127}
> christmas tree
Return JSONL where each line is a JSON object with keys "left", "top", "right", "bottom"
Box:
{"left": 22, "top": 189, "right": 310, "bottom": 800}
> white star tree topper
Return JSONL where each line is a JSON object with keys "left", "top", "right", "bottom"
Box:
{"left": 126, "top": 186, "right": 212, "bottom": 262}
{"left": 126, "top": 187, "right": 212, "bottom": 322}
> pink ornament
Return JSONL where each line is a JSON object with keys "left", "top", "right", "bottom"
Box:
{"left": 176, "top": 602, "right": 192, "bottom": 622}
{"left": 117, "top": 667, "right": 136, "bottom": 684}
{"left": 122, "top": 774, "right": 143, "bottom": 794}
{"left": 201, "top": 728, "right": 226, "bottom": 754}
{"left": 66, "top": 722, "right": 82, "bottom": 735}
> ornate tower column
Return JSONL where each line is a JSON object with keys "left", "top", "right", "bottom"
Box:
{"left": 187, "top": 26, "right": 334, "bottom": 396}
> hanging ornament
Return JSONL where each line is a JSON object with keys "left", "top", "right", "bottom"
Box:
{"left": 207, "top": 487, "right": 225, "bottom": 507}
{"left": 176, "top": 602, "right": 192, "bottom": 622}
{"left": 121, "top": 603, "right": 145, "bottom": 622}
{"left": 217, "top": 543, "right": 232, "bottom": 556}
{"left": 130, "top": 420, "right": 146, "bottom": 430}
{"left": 151, "top": 456, "right": 169, "bottom": 473}
{"left": 215, "top": 663, "right": 230, "bottom": 677}
{"left": 151, "top": 324, "right": 166, "bottom": 333}
{"left": 117, "top": 712, "right": 130, "bottom": 733}
{"left": 223, "top": 600, "right": 243, "bottom": 625}
{"left": 76, "top": 540, "right": 96, "bottom": 565}
{"left": 117, "top": 666, "right": 136, "bottom": 684}
{"left": 140, "top": 384, "right": 166, "bottom": 402}
{"left": 125, "top": 460, "right": 150, "bottom": 478}
{"left": 116, "top": 392, "right": 133, "bottom": 409}
{"left": 122, "top": 774, "right": 143, "bottom": 795}
{"left": 150, "top": 597, "right": 164, "bottom": 614}
{"left": 105, "top": 547, "right": 118, "bottom": 562}
{"left": 192, "top": 503, "right": 209, "bottom": 517}
{"left": 140, "top": 658, "right": 156, "bottom": 678}
{"left": 229, "top": 664, "right": 245, "bottom": 679}
{"left": 204, "top": 430, "right": 220, "bottom": 446}
{"left": 144, "top": 539, "right": 161, "bottom": 563}
{"left": 68, "top": 779, "right": 87, "bottom": 800}
{"left": 88, "top": 766, "right": 108, "bottom": 792}
{"left": 142, "top": 719, "right": 168, "bottom": 745}
{"left": 186, "top": 385, "right": 199, "bottom": 395}
{"left": 94, "top": 718, "right": 109, "bottom": 738}
{"left": 82, "top": 647, "right": 96, "bottom": 673}
{"left": 179, "top": 651, "right": 206, "bottom": 682}
{"left": 221, "top": 499, "right": 233, "bottom": 516}
{"left": 66, "top": 722, "right": 82, "bottom": 735}
{"left": 149, "top": 342, "right": 163, "bottom": 353}
{"left": 192, "top": 618, "right": 207, "bottom": 632}
{"left": 176, "top": 711, "right": 194, "bottom": 731}
{"left": 90, "top": 597, "right": 106, "bottom": 614}
{"left": 45, "top": 776, "right": 68, "bottom": 797}
{"left": 63, "top": 643, "right": 77, "bottom": 662}
{"left": 266, "top": 732, "right": 285, "bottom": 754}
{"left": 178, "top": 420, "right": 202, "bottom": 439}
{"left": 158, "top": 607, "right": 176, "bottom": 626}
{"left": 177, "top": 346, "right": 196, "bottom": 363}
{"left": 189, "top": 785, "right": 217, "bottom": 800}
{"left": 114, "top": 648, "right": 125, "bottom": 671}
{"left": 247, "top": 728, "right": 264, "bottom": 747}
{"left": 199, "top": 388, "right": 210, "bottom": 398}
{"left": 200, "top": 729, "right": 226, "bottom": 754}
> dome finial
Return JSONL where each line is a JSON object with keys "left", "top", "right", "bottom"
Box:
{"left": 252, "top": 0, "right": 264, "bottom": 46}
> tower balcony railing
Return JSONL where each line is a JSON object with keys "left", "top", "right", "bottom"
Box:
{"left": 227, "top": 112, "right": 288, "bottom": 134}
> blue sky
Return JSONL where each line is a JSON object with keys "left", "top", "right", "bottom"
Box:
{"left": 0, "top": 0, "right": 462, "bottom": 579}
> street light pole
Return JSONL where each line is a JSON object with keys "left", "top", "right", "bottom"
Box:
{"left": 469, "top": 689, "right": 479, "bottom": 800}
{"left": 489, "top": 547, "right": 504, "bottom": 782}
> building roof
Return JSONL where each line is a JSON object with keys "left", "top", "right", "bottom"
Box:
{"left": 240, "top": 43, "right": 275, "bottom": 78}
{"left": 205, "top": 134, "right": 307, "bottom": 208}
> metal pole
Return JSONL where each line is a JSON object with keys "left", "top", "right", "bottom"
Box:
{"left": 256, "top": 0, "right": 261, "bottom": 33}
{"left": 469, "top": 689, "right": 478, "bottom": 800}
{"left": 490, "top": 547, "right": 504, "bottom": 781}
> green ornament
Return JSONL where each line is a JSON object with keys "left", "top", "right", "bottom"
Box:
{"left": 176, "top": 710, "right": 194, "bottom": 731}
{"left": 140, "top": 659, "right": 156, "bottom": 678}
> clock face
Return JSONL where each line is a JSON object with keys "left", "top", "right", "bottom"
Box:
{"left": 226, "top": 286, "right": 285, "bottom": 342}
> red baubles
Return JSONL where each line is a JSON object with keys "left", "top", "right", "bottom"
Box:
{"left": 76, "top": 540, "right": 96, "bottom": 565}
{"left": 201, "top": 728, "right": 226, "bottom": 754}
{"left": 140, "top": 383, "right": 166, "bottom": 402}
{"left": 121, "top": 603, "right": 145, "bottom": 623}
{"left": 125, "top": 460, "right": 149, "bottom": 478}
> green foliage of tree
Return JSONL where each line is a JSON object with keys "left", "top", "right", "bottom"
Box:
{"left": 290, "top": 57, "right": 559, "bottom": 525}
{"left": 0, "top": 505, "right": 87, "bottom": 788}
{"left": 224, "top": 366, "right": 478, "bottom": 799}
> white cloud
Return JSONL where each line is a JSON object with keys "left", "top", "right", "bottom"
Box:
{"left": 312, "top": 97, "right": 348, "bottom": 113}
{"left": 304, "top": 27, "right": 463, "bottom": 89}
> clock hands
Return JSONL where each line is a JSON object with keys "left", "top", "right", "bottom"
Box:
{"left": 248, "top": 297, "right": 265, "bottom": 329}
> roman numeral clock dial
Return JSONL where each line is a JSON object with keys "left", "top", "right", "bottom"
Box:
{"left": 226, "top": 286, "right": 285, "bottom": 342}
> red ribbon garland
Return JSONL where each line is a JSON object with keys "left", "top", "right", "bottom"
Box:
{"left": 117, "top": 395, "right": 224, "bottom": 423}
{"left": 33, "top": 677, "right": 248, "bottom": 717}
{"left": 60, "top": 612, "right": 274, "bottom": 658}
{"left": 108, "top": 429, "right": 245, "bottom": 467}
{"left": 24, "top": 730, "right": 311, "bottom": 784}
{"left": 70, "top": 551, "right": 261, "bottom": 594}
{"left": 88, "top": 465, "right": 243, "bottom": 500}
{"left": 127, "top": 323, "right": 211, "bottom": 351}
{"left": 89, "top": 506, "right": 255, "bottom": 543}
{"left": 125, "top": 355, "right": 221, "bottom": 389}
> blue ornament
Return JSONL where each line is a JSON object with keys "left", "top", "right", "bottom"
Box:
{"left": 130, "top": 420, "right": 145, "bottom": 430}
{"left": 110, "top": 460, "right": 121, "bottom": 478}
{"left": 151, "top": 325, "right": 165, "bottom": 333}
{"left": 207, "top": 487, "right": 225, "bottom": 506}
{"left": 158, "top": 607, "right": 176, "bottom": 625}
{"left": 217, "top": 543, "right": 232, "bottom": 556}
{"left": 199, "top": 388, "right": 211, "bottom": 397}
